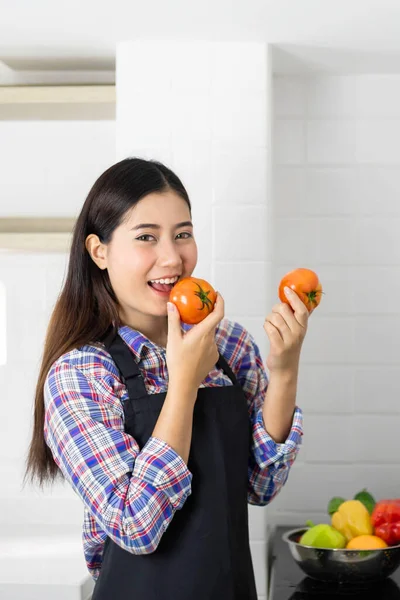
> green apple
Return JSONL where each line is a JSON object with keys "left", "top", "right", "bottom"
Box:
{"left": 300, "top": 524, "right": 346, "bottom": 549}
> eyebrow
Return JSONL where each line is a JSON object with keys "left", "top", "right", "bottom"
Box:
{"left": 131, "top": 221, "right": 193, "bottom": 231}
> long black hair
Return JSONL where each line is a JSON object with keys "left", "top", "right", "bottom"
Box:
{"left": 24, "top": 157, "right": 192, "bottom": 486}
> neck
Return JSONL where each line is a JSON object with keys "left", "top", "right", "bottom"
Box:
{"left": 120, "top": 310, "right": 169, "bottom": 348}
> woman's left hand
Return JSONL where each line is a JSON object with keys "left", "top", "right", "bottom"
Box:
{"left": 264, "top": 286, "right": 309, "bottom": 374}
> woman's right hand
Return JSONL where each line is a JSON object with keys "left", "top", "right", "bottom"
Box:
{"left": 166, "top": 293, "right": 225, "bottom": 393}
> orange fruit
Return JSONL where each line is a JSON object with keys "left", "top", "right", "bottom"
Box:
{"left": 346, "top": 535, "right": 388, "bottom": 550}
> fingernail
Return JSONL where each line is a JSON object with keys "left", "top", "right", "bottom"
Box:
{"left": 284, "top": 286, "right": 292, "bottom": 295}
{"left": 167, "top": 302, "right": 175, "bottom": 312}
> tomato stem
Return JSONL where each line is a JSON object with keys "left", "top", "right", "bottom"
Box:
{"left": 307, "top": 290, "right": 324, "bottom": 305}
{"left": 194, "top": 282, "right": 213, "bottom": 313}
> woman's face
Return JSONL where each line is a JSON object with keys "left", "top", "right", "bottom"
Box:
{"left": 90, "top": 190, "right": 198, "bottom": 329}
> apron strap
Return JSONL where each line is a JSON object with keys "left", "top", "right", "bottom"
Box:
{"left": 216, "top": 354, "right": 238, "bottom": 385}
{"left": 104, "top": 331, "right": 148, "bottom": 398}
{"left": 104, "top": 330, "right": 239, "bottom": 400}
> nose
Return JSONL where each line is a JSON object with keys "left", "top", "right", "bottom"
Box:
{"left": 157, "top": 238, "right": 183, "bottom": 270}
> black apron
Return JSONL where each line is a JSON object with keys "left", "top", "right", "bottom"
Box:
{"left": 91, "top": 332, "right": 258, "bottom": 600}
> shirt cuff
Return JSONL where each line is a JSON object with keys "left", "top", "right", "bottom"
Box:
{"left": 133, "top": 436, "right": 193, "bottom": 510}
{"left": 253, "top": 406, "right": 303, "bottom": 469}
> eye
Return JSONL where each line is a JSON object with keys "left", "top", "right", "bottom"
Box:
{"left": 176, "top": 232, "right": 192, "bottom": 239}
{"left": 136, "top": 234, "right": 155, "bottom": 242}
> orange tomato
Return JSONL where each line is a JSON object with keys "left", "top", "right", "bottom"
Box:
{"left": 169, "top": 277, "right": 217, "bottom": 324}
{"left": 346, "top": 535, "right": 388, "bottom": 550}
{"left": 279, "top": 268, "right": 323, "bottom": 314}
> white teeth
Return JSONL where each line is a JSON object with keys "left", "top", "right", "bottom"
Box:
{"left": 149, "top": 276, "right": 179, "bottom": 285}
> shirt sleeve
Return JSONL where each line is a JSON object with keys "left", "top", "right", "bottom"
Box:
{"left": 233, "top": 326, "right": 303, "bottom": 506}
{"left": 44, "top": 360, "right": 192, "bottom": 554}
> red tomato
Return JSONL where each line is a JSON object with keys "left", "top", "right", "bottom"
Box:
{"left": 169, "top": 277, "right": 217, "bottom": 324}
{"left": 278, "top": 268, "right": 322, "bottom": 314}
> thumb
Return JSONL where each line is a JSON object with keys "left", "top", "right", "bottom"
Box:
{"left": 167, "top": 302, "right": 182, "bottom": 340}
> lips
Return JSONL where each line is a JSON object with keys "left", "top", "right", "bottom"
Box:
{"left": 148, "top": 282, "right": 174, "bottom": 298}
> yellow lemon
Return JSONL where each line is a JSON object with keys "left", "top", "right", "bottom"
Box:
{"left": 346, "top": 535, "right": 388, "bottom": 550}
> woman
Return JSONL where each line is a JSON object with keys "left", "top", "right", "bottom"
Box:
{"left": 25, "top": 157, "right": 307, "bottom": 599}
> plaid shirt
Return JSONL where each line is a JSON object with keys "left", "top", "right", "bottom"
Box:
{"left": 44, "top": 317, "right": 303, "bottom": 581}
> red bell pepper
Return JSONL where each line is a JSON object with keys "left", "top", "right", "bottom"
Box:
{"left": 371, "top": 499, "right": 400, "bottom": 546}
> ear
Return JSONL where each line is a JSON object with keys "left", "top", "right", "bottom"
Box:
{"left": 85, "top": 234, "right": 108, "bottom": 270}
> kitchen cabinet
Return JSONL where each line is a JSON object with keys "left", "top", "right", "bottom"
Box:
{"left": 0, "top": 218, "right": 74, "bottom": 251}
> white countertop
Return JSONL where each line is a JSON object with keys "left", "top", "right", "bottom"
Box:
{"left": 0, "top": 524, "right": 94, "bottom": 600}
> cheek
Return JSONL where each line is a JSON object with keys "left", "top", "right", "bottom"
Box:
{"left": 129, "top": 248, "right": 156, "bottom": 275}
{"left": 112, "top": 246, "right": 152, "bottom": 273}
{"left": 185, "top": 241, "right": 198, "bottom": 266}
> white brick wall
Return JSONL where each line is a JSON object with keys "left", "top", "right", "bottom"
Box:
{"left": 269, "top": 74, "right": 400, "bottom": 530}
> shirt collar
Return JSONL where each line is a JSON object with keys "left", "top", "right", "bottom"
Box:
{"left": 118, "top": 322, "right": 193, "bottom": 360}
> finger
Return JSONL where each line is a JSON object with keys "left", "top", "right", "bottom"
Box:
{"left": 195, "top": 292, "right": 225, "bottom": 334}
{"left": 263, "top": 319, "right": 284, "bottom": 344}
{"left": 264, "top": 315, "right": 285, "bottom": 342}
{"left": 167, "top": 302, "right": 183, "bottom": 340}
{"left": 283, "top": 287, "right": 309, "bottom": 328}
{"left": 272, "top": 302, "right": 299, "bottom": 332}
{"left": 214, "top": 292, "right": 225, "bottom": 320}
{"left": 266, "top": 312, "right": 295, "bottom": 343}
{"left": 211, "top": 342, "right": 220, "bottom": 365}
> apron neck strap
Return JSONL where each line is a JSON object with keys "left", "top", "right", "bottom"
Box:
{"left": 104, "top": 331, "right": 238, "bottom": 399}
{"left": 105, "top": 331, "right": 148, "bottom": 398}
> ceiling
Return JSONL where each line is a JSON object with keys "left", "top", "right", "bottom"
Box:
{"left": 2, "top": 0, "right": 400, "bottom": 74}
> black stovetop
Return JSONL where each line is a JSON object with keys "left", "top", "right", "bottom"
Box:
{"left": 269, "top": 526, "right": 400, "bottom": 600}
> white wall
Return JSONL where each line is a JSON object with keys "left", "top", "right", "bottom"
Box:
{"left": 0, "top": 44, "right": 272, "bottom": 596}
{"left": 268, "top": 73, "right": 400, "bottom": 527}
{"left": 0, "top": 118, "right": 115, "bottom": 217}
{"left": 0, "top": 117, "right": 116, "bottom": 526}
{"left": 4, "top": 63, "right": 400, "bottom": 600}
{"left": 116, "top": 41, "right": 272, "bottom": 600}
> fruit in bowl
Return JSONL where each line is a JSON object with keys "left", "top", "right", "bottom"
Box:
{"left": 371, "top": 499, "right": 400, "bottom": 546}
{"left": 346, "top": 535, "right": 388, "bottom": 550}
{"left": 330, "top": 499, "right": 373, "bottom": 542}
{"left": 283, "top": 527, "right": 400, "bottom": 583}
{"left": 283, "top": 488, "right": 400, "bottom": 582}
{"left": 299, "top": 522, "right": 346, "bottom": 549}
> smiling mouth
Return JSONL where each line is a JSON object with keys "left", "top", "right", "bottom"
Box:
{"left": 148, "top": 275, "right": 181, "bottom": 289}
{"left": 148, "top": 281, "right": 176, "bottom": 293}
